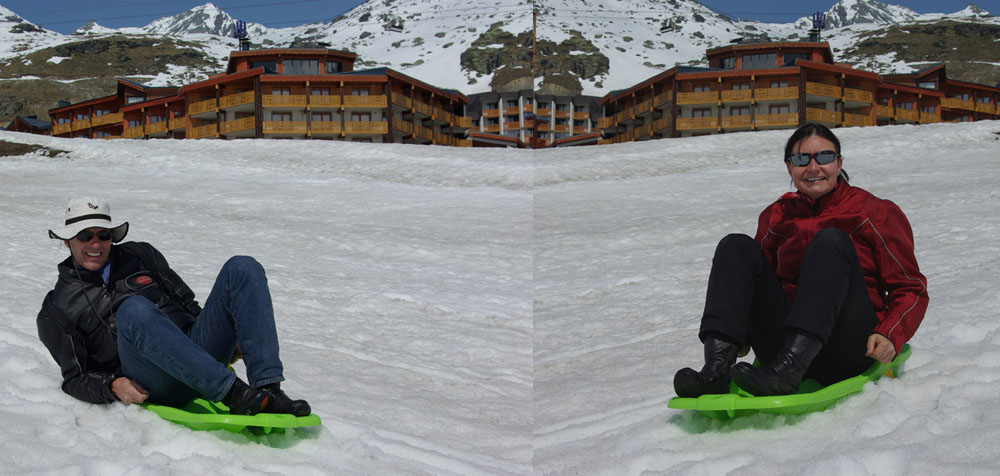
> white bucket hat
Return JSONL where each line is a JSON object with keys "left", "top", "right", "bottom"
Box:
{"left": 48, "top": 197, "right": 129, "bottom": 243}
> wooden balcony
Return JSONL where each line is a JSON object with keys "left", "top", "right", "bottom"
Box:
{"left": 454, "top": 116, "right": 472, "bottom": 128}
{"left": 92, "top": 113, "right": 123, "bottom": 127}
{"left": 554, "top": 110, "right": 571, "bottom": 119}
{"left": 343, "top": 121, "right": 388, "bottom": 134}
{"left": 146, "top": 121, "right": 168, "bottom": 134}
{"left": 310, "top": 121, "right": 340, "bottom": 134}
{"left": 522, "top": 119, "right": 535, "bottom": 128}
{"left": 503, "top": 121, "right": 520, "bottom": 130}
{"left": 393, "top": 120, "right": 414, "bottom": 135}
{"left": 573, "top": 111, "right": 589, "bottom": 120}
{"left": 483, "top": 123, "right": 500, "bottom": 133}
{"left": 805, "top": 107, "right": 839, "bottom": 123}
{"left": 188, "top": 98, "right": 216, "bottom": 116}
{"left": 895, "top": 108, "right": 919, "bottom": 122}
{"left": 433, "top": 132, "right": 454, "bottom": 145}
{"left": 677, "top": 91, "right": 717, "bottom": 105}
{"left": 636, "top": 99, "right": 652, "bottom": 112}
{"left": 413, "top": 125, "right": 433, "bottom": 141}
{"left": 975, "top": 102, "right": 995, "bottom": 114}
{"left": 721, "top": 115, "right": 752, "bottom": 128}
{"left": 536, "top": 108, "right": 552, "bottom": 117}
{"left": 940, "top": 97, "right": 975, "bottom": 111}
{"left": 755, "top": 87, "right": 798, "bottom": 101}
{"left": 598, "top": 117, "right": 615, "bottom": 129}
{"left": 262, "top": 95, "right": 307, "bottom": 108}
{"left": 598, "top": 139, "right": 612, "bottom": 145}
{"left": 307, "top": 95, "right": 340, "bottom": 108}
{"left": 343, "top": 95, "right": 387, "bottom": 109}
{"left": 189, "top": 123, "right": 218, "bottom": 139}
{"left": 652, "top": 116, "right": 672, "bottom": 131}
{"left": 123, "top": 125, "right": 144, "bottom": 138}
{"left": 456, "top": 139, "right": 472, "bottom": 147}
{"left": 754, "top": 113, "right": 798, "bottom": 127}
{"left": 635, "top": 123, "right": 651, "bottom": 139}
{"left": 522, "top": 104, "right": 533, "bottom": 113}
{"left": 553, "top": 124, "right": 570, "bottom": 133}
{"left": 169, "top": 117, "right": 185, "bottom": 130}
{"left": 71, "top": 118, "right": 92, "bottom": 131}
{"left": 843, "top": 112, "right": 870, "bottom": 127}
{"left": 920, "top": 111, "right": 941, "bottom": 123}
{"left": 843, "top": 87, "right": 872, "bottom": 104}
{"left": 502, "top": 106, "right": 520, "bottom": 115}
{"left": 653, "top": 91, "right": 673, "bottom": 107}
{"left": 412, "top": 101, "right": 432, "bottom": 116}
{"left": 806, "top": 82, "right": 839, "bottom": 99}
{"left": 219, "top": 116, "right": 254, "bottom": 135}
{"left": 721, "top": 89, "right": 752, "bottom": 102}
{"left": 219, "top": 91, "right": 254, "bottom": 109}
{"left": 875, "top": 105, "right": 893, "bottom": 117}
{"left": 263, "top": 121, "right": 307, "bottom": 134}
{"left": 676, "top": 116, "right": 716, "bottom": 130}
{"left": 53, "top": 122, "right": 73, "bottom": 135}
{"left": 391, "top": 92, "right": 411, "bottom": 109}
{"left": 537, "top": 123, "right": 552, "bottom": 132}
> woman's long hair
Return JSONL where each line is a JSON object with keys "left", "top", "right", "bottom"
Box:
{"left": 784, "top": 123, "right": 850, "bottom": 183}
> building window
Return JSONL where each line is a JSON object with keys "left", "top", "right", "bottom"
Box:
{"left": 96, "top": 131, "right": 112, "bottom": 138}
{"left": 505, "top": 99, "right": 518, "bottom": 108}
{"left": 692, "top": 108, "right": 712, "bottom": 117}
{"left": 312, "top": 88, "right": 330, "bottom": 95}
{"left": 352, "top": 88, "right": 370, "bottom": 96}
{"left": 271, "top": 112, "right": 292, "bottom": 121}
{"left": 472, "top": 119, "right": 480, "bottom": 127}
{"left": 252, "top": 61, "right": 278, "bottom": 74}
{"left": 782, "top": 53, "right": 808, "bottom": 66}
{"left": 918, "top": 81, "right": 936, "bottom": 89}
{"left": 921, "top": 105, "right": 936, "bottom": 113}
{"left": 732, "top": 82, "right": 749, "bottom": 90}
{"left": 555, "top": 118, "right": 568, "bottom": 125}
{"left": 573, "top": 120, "right": 586, "bottom": 127}
{"left": 351, "top": 112, "right": 371, "bottom": 122}
{"left": 311, "top": 112, "right": 332, "bottom": 121}
{"left": 555, "top": 132, "right": 570, "bottom": 140}
{"left": 538, "top": 102, "right": 549, "bottom": 109}
{"left": 742, "top": 53, "right": 776, "bottom": 69}
{"left": 326, "top": 62, "right": 342, "bottom": 73}
{"left": 95, "top": 109, "right": 110, "bottom": 117}
{"left": 524, "top": 97, "right": 533, "bottom": 105}
{"left": 128, "top": 119, "right": 142, "bottom": 128}
{"left": 149, "top": 115, "right": 165, "bottom": 123}
{"left": 693, "top": 84, "right": 711, "bottom": 92}
{"left": 76, "top": 113, "right": 90, "bottom": 120}
{"left": 575, "top": 105, "right": 587, "bottom": 112}
{"left": 485, "top": 117, "right": 499, "bottom": 125}
{"left": 954, "top": 93, "right": 970, "bottom": 100}
{"left": 272, "top": 87, "right": 290, "bottom": 95}
{"left": 720, "top": 56, "right": 735, "bottom": 69}
{"left": 503, "top": 130, "right": 519, "bottom": 137}
{"left": 285, "top": 59, "right": 319, "bottom": 75}
{"left": 730, "top": 106, "right": 750, "bottom": 116}
{"left": 769, "top": 104, "right": 790, "bottom": 114}
{"left": 977, "top": 97, "right": 992, "bottom": 104}
{"left": 898, "top": 102, "right": 913, "bottom": 110}
{"left": 485, "top": 102, "right": 498, "bottom": 110}
{"left": 555, "top": 103, "right": 569, "bottom": 111}
{"left": 771, "top": 80, "right": 789, "bottom": 88}
{"left": 127, "top": 96, "right": 144, "bottom": 104}
{"left": 505, "top": 115, "right": 519, "bottom": 123}
{"left": 957, "top": 115, "right": 971, "bottom": 122}
{"left": 58, "top": 117, "right": 70, "bottom": 125}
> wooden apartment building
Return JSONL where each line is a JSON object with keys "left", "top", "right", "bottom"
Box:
{"left": 49, "top": 49, "right": 472, "bottom": 146}
{"left": 466, "top": 91, "right": 602, "bottom": 148}
{"left": 599, "top": 42, "right": 1000, "bottom": 144}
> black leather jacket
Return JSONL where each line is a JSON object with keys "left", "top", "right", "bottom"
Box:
{"left": 36, "top": 242, "right": 201, "bottom": 403}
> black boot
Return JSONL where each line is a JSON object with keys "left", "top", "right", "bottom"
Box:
{"left": 673, "top": 335, "right": 740, "bottom": 398}
{"left": 222, "top": 377, "right": 271, "bottom": 415}
{"left": 261, "top": 383, "right": 311, "bottom": 417}
{"left": 732, "top": 331, "right": 822, "bottom": 396}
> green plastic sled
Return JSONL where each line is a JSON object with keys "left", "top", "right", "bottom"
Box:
{"left": 668, "top": 343, "right": 911, "bottom": 419}
{"left": 142, "top": 398, "right": 322, "bottom": 433}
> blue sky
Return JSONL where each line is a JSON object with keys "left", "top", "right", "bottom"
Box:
{"left": 3, "top": 0, "right": 997, "bottom": 35}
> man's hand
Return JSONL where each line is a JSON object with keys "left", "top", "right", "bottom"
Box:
{"left": 866, "top": 334, "right": 896, "bottom": 364}
{"left": 111, "top": 377, "right": 149, "bottom": 404}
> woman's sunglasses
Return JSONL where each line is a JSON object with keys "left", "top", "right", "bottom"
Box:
{"left": 75, "top": 229, "right": 112, "bottom": 242}
{"left": 786, "top": 150, "right": 840, "bottom": 167}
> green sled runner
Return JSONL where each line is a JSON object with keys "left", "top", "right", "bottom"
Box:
{"left": 143, "top": 398, "right": 322, "bottom": 434}
{"left": 668, "top": 343, "right": 911, "bottom": 419}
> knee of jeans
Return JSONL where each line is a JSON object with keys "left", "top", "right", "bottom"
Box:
{"left": 223, "top": 255, "right": 264, "bottom": 276}
{"left": 116, "top": 296, "right": 157, "bottom": 333}
{"left": 717, "top": 233, "right": 756, "bottom": 254}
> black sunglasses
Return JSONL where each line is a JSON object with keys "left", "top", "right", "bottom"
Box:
{"left": 75, "top": 229, "right": 112, "bottom": 242}
{"left": 786, "top": 150, "right": 840, "bottom": 167}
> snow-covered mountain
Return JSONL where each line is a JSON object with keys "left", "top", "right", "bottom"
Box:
{"left": 137, "top": 2, "right": 268, "bottom": 38}
{"left": 794, "top": 0, "right": 919, "bottom": 29}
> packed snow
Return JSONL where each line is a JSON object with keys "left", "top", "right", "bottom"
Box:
{"left": 1, "top": 119, "right": 1000, "bottom": 475}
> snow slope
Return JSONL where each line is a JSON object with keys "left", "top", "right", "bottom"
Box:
{"left": 2, "top": 119, "right": 1000, "bottom": 474}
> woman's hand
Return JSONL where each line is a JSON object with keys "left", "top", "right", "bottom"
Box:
{"left": 111, "top": 377, "right": 149, "bottom": 404}
{"left": 866, "top": 334, "right": 896, "bottom": 364}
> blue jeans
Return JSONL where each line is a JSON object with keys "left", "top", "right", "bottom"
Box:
{"left": 116, "top": 256, "right": 285, "bottom": 406}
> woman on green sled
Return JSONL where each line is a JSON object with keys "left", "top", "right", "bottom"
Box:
{"left": 674, "top": 123, "right": 928, "bottom": 397}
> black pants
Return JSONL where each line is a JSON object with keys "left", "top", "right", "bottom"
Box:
{"left": 698, "top": 229, "right": 878, "bottom": 385}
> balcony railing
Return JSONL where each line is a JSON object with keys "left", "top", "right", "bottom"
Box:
{"left": 309, "top": 95, "right": 341, "bottom": 108}
{"left": 919, "top": 111, "right": 941, "bottom": 123}
{"left": 843, "top": 87, "right": 872, "bottom": 104}
{"left": 219, "top": 116, "right": 254, "bottom": 134}
{"left": 484, "top": 123, "right": 501, "bottom": 133}
{"left": 940, "top": 97, "right": 975, "bottom": 111}
{"left": 653, "top": 91, "right": 673, "bottom": 107}
{"left": 262, "top": 95, "right": 307, "bottom": 108}
{"left": 843, "top": 112, "right": 870, "bottom": 127}
{"left": 394, "top": 120, "right": 414, "bottom": 135}
{"left": 263, "top": 121, "right": 307, "bottom": 134}
{"left": 536, "top": 108, "right": 552, "bottom": 117}
{"left": 71, "top": 118, "right": 91, "bottom": 131}
{"left": 391, "top": 92, "right": 411, "bottom": 109}
{"left": 503, "top": 121, "right": 520, "bottom": 130}
{"left": 219, "top": 91, "right": 254, "bottom": 109}
{"left": 53, "top": 122, "right": 73, "bottom": 135}
{"left": 343, "top": 121, "right": 388, "bottom": 134}
{"left": 677, "top": 91, "right": 717, "bottom": 105}
{"left": 146, "top": 121, "right": 168, "bottom": 134}
{"left": 554, "top": 110, "right": 571, "bottom": 119}
{"left": 875, "top": 105, "right": 893, "bottom": 117}
{"left": 189, "top": 98, "right": 216, "bottom": 116}
{"left": 189, "top": 123, "right": 218, "bottom": 139}
{"left": 721, "top": 115, "right": 752, "bottom": 128}
{"left": 454, "top": 116, "right": 472, "bottom": 128}
{"left": 309, "top": 121, "right": 339, "bottom": 134}
{"left": 598, "top": 117, "right": 615, "bottom": 129}
{"left": 805, "top": 82, "right": 839, "bottom": 99}
{"left": 502, "top": 106, "right": 519, "bottom": 115}
{"left": 975, "top": 102, "right": 995, "bottom": 114}
{"left": 456, "top": 139, "right": 472, "bottom": 147}
{"left": 676, "top": 116, "right": 715, "bottom": 130}
{"left": 343, "top": 95, "right": 387, "bottom": 108}
{"left": 414, "top": 125, "right": 433, "bottom": 141}
{"left": 635, "top": 123, "right": 651, "bottom": 138}
{"left": 754, "top": 113, "right": 798, "bottom": 127}
{"left": 522, "top": 119, "right": 535, "bottom": 128}
{"left": 573, "top": 111, "right": 589, "bottom": 120}
{"left": 598, "top": 139, "right": 612, "bottom": 145}
{"left": 755, "top": 87, "right": 798, "bottom": 101}
{"left": 169, "top": 117, "right": 185, "bottom": 130}
{"left": 123, "top": 125, "right": 144, "bottom": 138}
{"left": 721, "top": 89, "right": 752, "bottom": 102}
{"left": 805, "top": 107, "right": 839, "bottom": 123}
{"left": 894, "top": 108, "right": 918, "bottom": 121}
{"left": 652, "top": 116, "right": 672, "bottom": 131}
{"left": 92, "top": 113, "right": 123, "bottom": 127}
{"left": 553, "top": 124, "right": 570, "bottom": 133}
{"left": 412, "top": 101, "right": 432, "bottom": 116}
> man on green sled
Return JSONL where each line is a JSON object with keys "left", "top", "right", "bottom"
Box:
{"left": 37, "top": 198, "right": 310, "bottom": 417}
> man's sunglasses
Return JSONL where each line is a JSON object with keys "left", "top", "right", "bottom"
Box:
{"left": 786, "top": 150, "right": 840, "bottom": 167}
{"left": 75, "top": 230, "right": 112, "bottom": 242}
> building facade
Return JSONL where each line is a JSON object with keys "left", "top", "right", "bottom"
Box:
{"left": 466, "top": 91, "right": 602, "bottom": 148}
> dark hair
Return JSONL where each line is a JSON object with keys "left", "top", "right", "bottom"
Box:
{"left": 784, "top": 123, "right": 849, "bottom": 183}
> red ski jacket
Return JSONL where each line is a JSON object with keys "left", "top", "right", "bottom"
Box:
{"left": 755, "top": 181, "right": 928, "bottom": 353}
